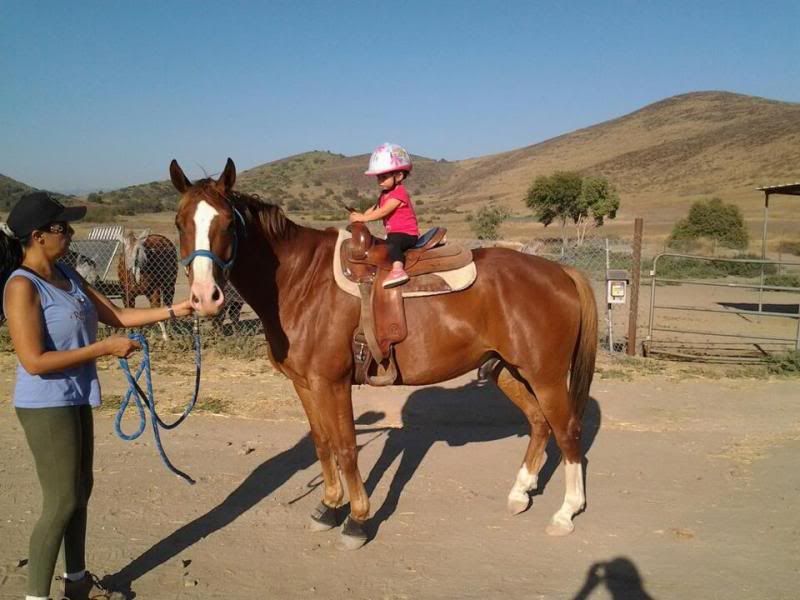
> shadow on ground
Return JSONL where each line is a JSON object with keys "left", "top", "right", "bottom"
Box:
{"left": 572, "top": 556, "right": 654, "bottom": 599}
{"left": 105, "top": 376, "right": 601, "bottom": 596}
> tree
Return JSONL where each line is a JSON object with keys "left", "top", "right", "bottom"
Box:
{"left": 574, "top": 176, "right": 620, "bottom": 245}
{"left": 668, "top": 197, "right": 748, "bottom": 251}
{"left": 467, "top": 205, "right": 510, "bottom": 240}
{"left": 525, "top": 171, "right": 619, "bottom": 249}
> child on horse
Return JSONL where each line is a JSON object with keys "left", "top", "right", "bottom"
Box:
{"left": 348, "top": 143, "right": 419, "bottom": 288}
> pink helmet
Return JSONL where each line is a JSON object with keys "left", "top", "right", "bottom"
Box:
{"left": 364, "top": 143, "right": 413, "bottom": 176}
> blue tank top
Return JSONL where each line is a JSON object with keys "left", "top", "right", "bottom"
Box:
{"left": 3, "top": 264, "right": 101, "bottom": 408}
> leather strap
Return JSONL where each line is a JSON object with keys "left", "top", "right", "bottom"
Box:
{"left": 358, "top": 282, "right": 385, "bottom": 361}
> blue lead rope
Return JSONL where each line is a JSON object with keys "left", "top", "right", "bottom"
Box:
{"left": 114, "top": 319, "right": 202, "bottom": 484}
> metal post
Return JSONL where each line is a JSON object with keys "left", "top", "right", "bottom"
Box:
{"left": 605, "top": 238, "right": 613, "bottom": 352}
{"left": 759, "top": 192, "right": 769, "bottom": 313}
{"left": 795, "top": 313, "right": 800, "bottom": 352}
{"left": 627, "top": 218, "right": 644, "bottom": 356}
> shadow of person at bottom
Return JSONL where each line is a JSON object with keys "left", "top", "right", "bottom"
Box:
{"left": 572, "top": 557, "right": 654, "bottom": 600}
{"left": 362, "top": 377, "right": 601, "bottom": 539}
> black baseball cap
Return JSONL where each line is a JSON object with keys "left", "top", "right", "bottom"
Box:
{"left": 7, "top": 191, "right": 86, "bottom": 238}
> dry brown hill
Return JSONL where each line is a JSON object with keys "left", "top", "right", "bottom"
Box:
{"left": 7, "top": 91, "right": 799, "bottom": 242}
{"left": 441, "top": 91, "right": 800, "bottom": 236}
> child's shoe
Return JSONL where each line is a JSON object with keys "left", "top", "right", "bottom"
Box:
{"left": 383, "top": 267, "right": 409, "bottom": 288}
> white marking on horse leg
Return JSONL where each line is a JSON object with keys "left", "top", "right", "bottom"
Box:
{"left": 546, "top": 460, "right": 585, "bottom": 536}
{"left": 158, "top": 320, "right": 168, "bottom": 341}
{"left": 507, "top": 463, "right": 537, "bottom": 514}
{"left": 192, "top": 201, "right": 219, "bottom": 284}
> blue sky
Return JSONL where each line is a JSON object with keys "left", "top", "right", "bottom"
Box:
{"left": 1, "top": 1, "right": 798, "bottom": 193}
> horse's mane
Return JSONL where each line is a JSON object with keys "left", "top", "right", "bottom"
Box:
{"left": 231, "top": 191, "right": 298, "bottom": 241}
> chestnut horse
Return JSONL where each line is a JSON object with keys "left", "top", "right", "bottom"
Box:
{"left": 171, "top": 158, "right": 598, "bottom": 549}
{"left": 118, "top": 230, "right": 178, "bottom": 340}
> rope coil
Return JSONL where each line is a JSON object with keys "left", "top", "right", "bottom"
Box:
{"left": 115, "top": 318, "right": 202, "bottom": 484}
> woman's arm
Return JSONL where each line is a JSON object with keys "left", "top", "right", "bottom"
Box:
{"left": 350, "top": 198, "right": 402, "bottom": 223}
{"left": 80, "top": 278, "right": 193, "bottom": 328}
{"left": 4, "top": 277, "right": 140, "bottom": 375}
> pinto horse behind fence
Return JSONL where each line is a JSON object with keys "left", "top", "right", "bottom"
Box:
{"left": 118, "top": 230, "right": 178, "bottom": 340}
{"left": 171, "top": 158, "right": 598, "bottom": 549}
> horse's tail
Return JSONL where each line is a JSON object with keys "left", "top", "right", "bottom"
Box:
{"left": 562, "top": 266, "right": 598, "bottom": 418}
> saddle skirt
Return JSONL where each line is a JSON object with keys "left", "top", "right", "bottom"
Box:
{"left": 333, "top": 227, "right": 477, "bottom": 386}
{"left": 333, "top": 229, "right": 477, "bottom": 298}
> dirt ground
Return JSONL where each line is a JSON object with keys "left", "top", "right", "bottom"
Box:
{"left": 0, "top": 350, "right": 798, "bottom": 600}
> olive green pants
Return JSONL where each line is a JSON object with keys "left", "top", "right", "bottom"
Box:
{"left": 16, "top": 405, "right": 94, "bottom": 598}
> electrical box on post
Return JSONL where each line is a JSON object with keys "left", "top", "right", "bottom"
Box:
{"left": 606, "top": 269, "right": 630, "bottom": 304}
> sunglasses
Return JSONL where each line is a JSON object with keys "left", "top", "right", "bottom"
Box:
{"left": 41, "top": 221, "right": 71, "bottom": 235}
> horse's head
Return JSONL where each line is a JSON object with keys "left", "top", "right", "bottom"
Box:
{"left": 170, "top": 157, "right": 240, "bottom": 316}
{"left": 121, "top": 229, "right": 150, "bottom": 285}
{"left": 75, "top": 254, "right": 99, "bottom": 282}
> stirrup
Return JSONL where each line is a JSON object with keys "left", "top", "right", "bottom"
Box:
{"left": 382, "top": 271, "right": 409, "bottom": 288}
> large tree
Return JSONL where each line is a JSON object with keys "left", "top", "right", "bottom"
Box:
{"left": 524, "top": 171, "right": 583, "bottom": 249}
{"left": 525, "top": 171, "right": 619, "bottom": 248}
{"left": 574, "top": 176, "right": 620, "bottom": 245}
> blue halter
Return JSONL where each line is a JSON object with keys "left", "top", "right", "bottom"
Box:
{"left": 180, "top": 205, "right": 247, "bottom": 273}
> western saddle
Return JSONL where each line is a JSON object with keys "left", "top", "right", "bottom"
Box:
{"left": 340, "top": 223, "right": 473, "bottom": 386}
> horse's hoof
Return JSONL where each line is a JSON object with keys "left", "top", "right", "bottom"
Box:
{"left": 338, "top": 516, "right": 368, "bottom": 550}
{"left": 507, "top": 493, "right": 531, "bottom": 515}
{"left": 545, "top": 518, "right": 575, "bottom": 537}
{"left": 308, "top": 501, "right": 339, "bottom": 532}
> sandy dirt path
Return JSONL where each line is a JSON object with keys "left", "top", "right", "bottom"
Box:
{"left": 0, "top": 353, "right": 798, "bottom": 599}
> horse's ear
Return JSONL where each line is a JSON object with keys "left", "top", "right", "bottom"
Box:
{"left": 217, "top": 158, "right": 236, "bottom": 194}
{"left": 170, "top": 159, "right": 192, "bottom": 194}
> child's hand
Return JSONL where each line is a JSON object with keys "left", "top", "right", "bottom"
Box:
{"left": 349, "top": 212, "right": 364, "bottom": 223}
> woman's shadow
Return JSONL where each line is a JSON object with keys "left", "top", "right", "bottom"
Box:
{"left": 572, "top": 556, "right": 654, "bottom": 599}
{"left": 362, "top": 377, "right": 602, "bottom": 539}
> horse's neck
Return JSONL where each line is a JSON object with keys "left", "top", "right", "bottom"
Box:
{"left": 231, "top": 224, "right": 332, "bottom": 313}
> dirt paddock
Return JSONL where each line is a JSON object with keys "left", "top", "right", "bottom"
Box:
{"left": 0, "top": 351, "right": 798, "bottom": 599}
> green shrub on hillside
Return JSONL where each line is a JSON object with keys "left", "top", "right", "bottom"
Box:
{"left": 668, "top": 198, "right": 748, "bottom": 250}
{"left": 468, "top": 205, "right": 510, "bottom": 240}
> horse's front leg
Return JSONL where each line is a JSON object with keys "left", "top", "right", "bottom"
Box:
{"left": 148, "top": 289, "right": 169, "bottom": 341}
{"left": 309, "top": 378, "right": 369, "bottom": 549}
{"left": 293, "top": 383, "right": 344, "bottom": 530}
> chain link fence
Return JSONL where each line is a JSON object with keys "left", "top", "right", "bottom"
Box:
{"left": 58, "top": 227, "right": 263, "bottom": 344}
{"left": 51, "top": 225, "right": 636, "bottom": 350}
{"left": 463, "top": 233, "right": 635, "bottom": 350}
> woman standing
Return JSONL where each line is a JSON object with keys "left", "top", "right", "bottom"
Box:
{"left": 1, "top": 192, "right": 192, "bottom": 600}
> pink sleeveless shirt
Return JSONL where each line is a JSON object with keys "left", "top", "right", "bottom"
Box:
{"left": 379, "top": 184, "right": 419, "bottom": 236}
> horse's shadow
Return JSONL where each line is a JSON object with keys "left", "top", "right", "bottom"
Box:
{"left": 104, "top": 433, "right": 318, "bottom": 596}
{"left": 105, "top": 378, "right": 601, "bottom": 594}
{"left": 361, "top": 379, "right": 601, "bottom": 538}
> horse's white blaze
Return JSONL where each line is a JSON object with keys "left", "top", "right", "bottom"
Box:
{"left": 508, "top": 464, "right": 537, "bottom": 505}
{"left": 192, "top": 201, "right": 219, "bottom": 283}
{"left": 549, "top": 460, "right": 585, "bottom": 533}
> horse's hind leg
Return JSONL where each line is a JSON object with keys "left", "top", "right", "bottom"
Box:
{"left": 494, "top": 368, "right": 551, "bottom": 515}
{"left": 293, "top": 383, "right": 344, "bottom": 530}
{"left": 529, "top": 378, "right": 585, "bottom": 536}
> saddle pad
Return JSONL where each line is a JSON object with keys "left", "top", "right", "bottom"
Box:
{"left": 333, "top": 229, "right": 477, "bottom": 298}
